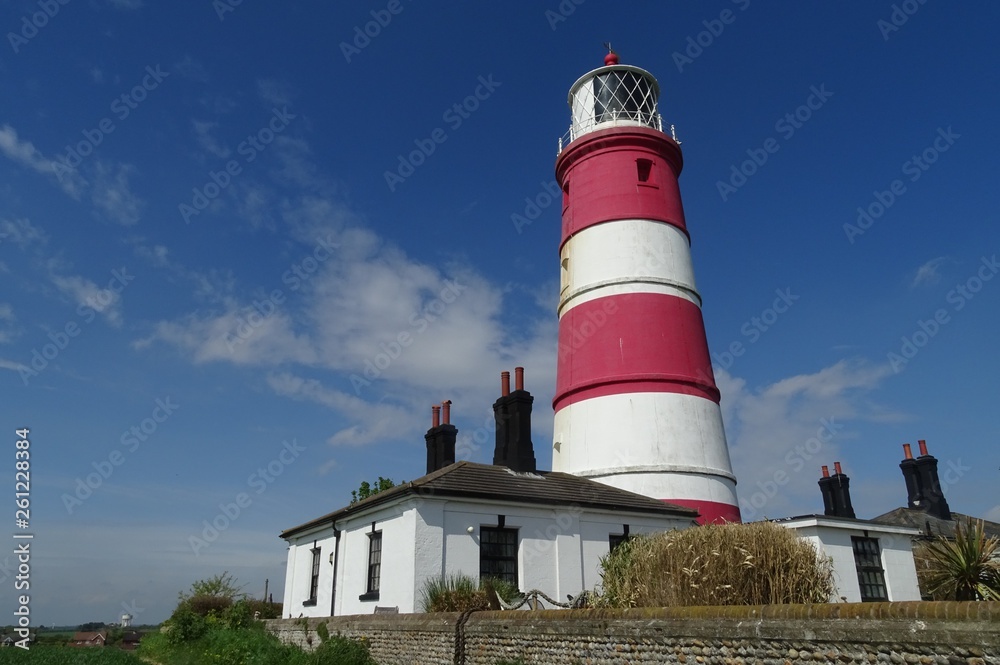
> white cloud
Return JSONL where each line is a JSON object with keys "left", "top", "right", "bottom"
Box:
{"left": 0, "top": 124, "right": 85, "bottom": 197}
{"left": 192, "top": 120, "right": 230, "bottom": 158}
{"left": 91, "top": 161, "right": 143, "bottom": 225}
{"left": 911, "top": 256, "right": 950, "bottom": 287}
{"left": 257, "top": 78, "right": 294, "bottom": 107}
{"left": 50, "top": 274, "right": 124, "bottom": 327}
{"left": 0, "top": 303, "right": 16, "bottom": 343}
{"left": 720, "top": 359, "right": 898, "bottom": 521}
{"left": 985, "top": 505, "right": 1000, "bottom": 523}
{"left": 0, "top": 357, "right": 27, "bottom": 372}
{"left": 0, "top": 217, "right": 48, "bottom": 248}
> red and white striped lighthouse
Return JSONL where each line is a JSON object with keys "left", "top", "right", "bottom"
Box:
{"left": 551, "top": 51, "right": 740, "bottom": 524}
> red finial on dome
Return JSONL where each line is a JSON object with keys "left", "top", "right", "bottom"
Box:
{"left": 603, "top": 42, "right": 619, "bottom": 66}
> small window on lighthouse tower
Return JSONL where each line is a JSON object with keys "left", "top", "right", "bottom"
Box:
{"left": 636, "top": 158, "right": 653, "bottom": 184}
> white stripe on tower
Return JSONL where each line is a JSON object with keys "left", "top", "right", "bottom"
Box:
{"left": 551, "top": 51, "right": 740, "bottom": 524}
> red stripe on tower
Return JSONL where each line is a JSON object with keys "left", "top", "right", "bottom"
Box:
{"left": 551, "top": 50, "right": 740, "bottom": 524}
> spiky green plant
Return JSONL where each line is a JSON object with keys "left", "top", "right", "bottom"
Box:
{"left": 419, "top": 573, "right": 521, "bottom": 612}
{"left": 917, "top": 517, "right": 1000, "bottom": 601}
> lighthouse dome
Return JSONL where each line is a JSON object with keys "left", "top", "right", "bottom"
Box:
{"left": 564, "top": 54, "right": 661, "bottom": 146}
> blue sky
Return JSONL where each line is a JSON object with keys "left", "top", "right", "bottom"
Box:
{"left": 2, "top": 1, "right": 998, "bottom": 626}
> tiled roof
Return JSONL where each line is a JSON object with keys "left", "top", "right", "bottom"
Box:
{"left": 871, "top": 507, "right": 1000, "bottom": 540}
{"left": 281, "top": 461, "right": 698, "bottom": 538}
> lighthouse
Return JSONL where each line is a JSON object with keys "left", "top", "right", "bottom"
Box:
{"left": 551, "top": 51, "right": 740, "bottom": 524}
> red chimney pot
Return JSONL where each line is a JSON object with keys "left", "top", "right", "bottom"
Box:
{"left": 821, "top": 465, "right": 830, "bottom": 478}
{"left": 514, "top": 367, "right": 524, "bottom": 392}
{"left": 903, "top": 443, "right": 913, "bottom": 459}
{"left": 442, "top": 400, "right": 452, "bottom": 425}
{"left": 501, "top": 371, "right": 510, "bottom": 397}
{"left": 431, "top": 405, "right": 441, "bottom": 428}
{"left": 918, "top": 439, "right": 929, "bottom": 456}
{"left": 834, "top": 461, "right": 843, "bottom": 476}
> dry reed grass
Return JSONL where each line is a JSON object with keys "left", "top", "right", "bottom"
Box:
{"left": 596, "top": 521, "right": 834, "bottom": 608}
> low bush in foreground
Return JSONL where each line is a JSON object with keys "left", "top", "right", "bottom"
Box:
{"left": 597, "top": 521, "right": 835, "bottom": 608}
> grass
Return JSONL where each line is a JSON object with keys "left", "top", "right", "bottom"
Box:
{"left": 596, "top": 521, "right": 835, "bottom": 608}
{"left": 0, "top": 645, "right": 146, "bottom": 664}
{"left": 137, "top": 623, "right": 376, "bottom": 665}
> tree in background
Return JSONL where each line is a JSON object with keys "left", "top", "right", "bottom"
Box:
{"left": 916, "top": 518, "right": 1000, "bottom": 601}
{"left": 350, "top": 476, "right": 398, "bottom": 504}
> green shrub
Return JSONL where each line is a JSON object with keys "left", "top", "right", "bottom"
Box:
{"left": 597, "top": 521, "right": 834, "bottom": 608}
{"left": 312, "top": 634, "right": 377, "bottom": 665}
{"left": 166, "top": 605, "right": 209, "bottom": 644}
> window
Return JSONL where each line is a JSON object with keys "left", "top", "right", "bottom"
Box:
{"left": 852, "top": 536, "right": 888, "bottom": 601}
{"left": 636, "top": 158, "right": 653, "bottom": 183}
{"left": 480, "top": 526, "right": 518, "bottom": 586}
{"left": 366, "top": 532, "right": 382, "bottom": 595}
{"left": 609, "top": 524, "right": 631, "bottom": 553}
{"left": 305, "top": 547, "right": 320, "bottom": 605}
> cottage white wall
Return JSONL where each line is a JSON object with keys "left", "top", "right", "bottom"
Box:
{"left": 282, "top": 524, "right": 337, "bottom": 618}
{"left": 336, "top": 502, "right": 417, "bottom": 615}
{"left": 776, "top": 520, "right": 921, "bottom": 603}
{"left": 284, "top": 495, "right": 696, "bottom": 617}
{"left": 439, "top": 499, "right": 692, "bottom": 606}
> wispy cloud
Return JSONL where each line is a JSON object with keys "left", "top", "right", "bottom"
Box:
{"left": 91, "top": 162, "right": 143, "bottom": 226}
{"left": 50, "top": 273, "right": 124, "bottom": 326}
{"left": 720, "top": 359, "right": 900, "bottom": 520}
{"left": 192, "top": 120, "right": 230, "bottom": 158}
{"left": 911, "top": 256, "right": 950, "bottom": 288}
{"left": 0, "top": 124, "right": 85, "bottom": 197}
{"left": 0, "top": 218, "right": 48, "bottom": 248}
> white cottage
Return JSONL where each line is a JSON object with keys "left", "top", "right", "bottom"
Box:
{"left": 772, "top": 461, "right": 921, "bottom": 603}
{"left": 775, "top": 515, "right": 921, "bottom": 602}
{"left": 280, "top": 371, "right": 697, "bottom": 617}
{"left": 280, "top": 461, "right": 697, "bottom": 617}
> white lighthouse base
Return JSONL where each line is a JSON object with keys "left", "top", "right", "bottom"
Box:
{"left": 552, "top": 391, "right": 740, "bottom": 523}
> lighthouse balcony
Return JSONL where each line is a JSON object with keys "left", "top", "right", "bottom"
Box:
{"left": 559, "top": 111, "right": 677, "bottom": 153}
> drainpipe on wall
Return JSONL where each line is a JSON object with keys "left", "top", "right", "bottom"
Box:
{"left": 330, "top": 524, "right": 341, "bottom": 617}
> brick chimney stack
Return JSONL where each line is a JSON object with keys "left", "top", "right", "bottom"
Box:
{"left": 425, "top": 402, "right": 457, "bottom": 474}
{"left": 493, "top": 367, "right": 536, "bottom": 472}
